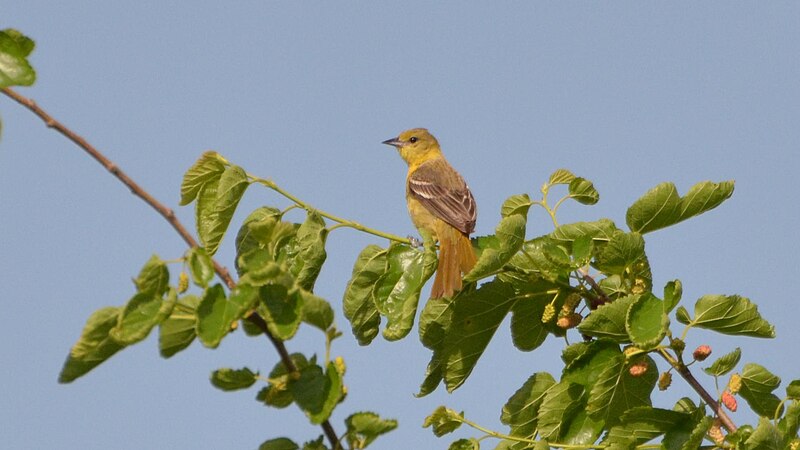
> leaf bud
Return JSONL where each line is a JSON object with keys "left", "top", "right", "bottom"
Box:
{"left": 670, "top": 338, "right": 686, "bottom": 353}
{"left": 693, "top": 345, "right": 712, "bottom": 361}
{"left": 721, "top": 390, "right": 737, "bottom": 412}
{"left": 658, "top": 371, "right": 673, "bottom": 391}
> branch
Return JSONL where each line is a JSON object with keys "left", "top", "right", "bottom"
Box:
{"left": 658, "top": 349, "right": 737, "bottom": 434}
{"left": 1, "top": 87, "right": 341, "bottom": 450}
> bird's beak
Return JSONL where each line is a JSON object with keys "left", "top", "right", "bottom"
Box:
{"left": 382, "top": 137, "right": 403, "bottom": 148}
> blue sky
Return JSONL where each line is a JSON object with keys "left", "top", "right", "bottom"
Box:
{"left": 2, "top": 2, "right": 799, "bottom": 449}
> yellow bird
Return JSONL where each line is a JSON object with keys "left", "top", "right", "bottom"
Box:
{"left": 382, "top": 128, "right": 477, "bottom": 298}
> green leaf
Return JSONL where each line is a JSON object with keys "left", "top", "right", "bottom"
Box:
{"left": 571, "top": 235, "right": 593, "bottom": 265}
{"left": 562, "top": 340, "right": 621, "bottom": 385}
{"left": 675, "top": 306, "right": 690, "bottom": 325}
{"left": 416, "top": 294, "right": 457, "bottom": 397}
{"left": 292, "top": 211, "right": 328, "bottom": 291}
{"left": 423, "top": 406, "right": 464, "bottom": 437}
{"left": 258, "top": 353, "right": 311, "bottom": 409}
{"left": 300, "top": 290, "right": 334, "bottom": 331}
{"left": 109, "top": 291, "right": 171, "bottom": 345}
{"left": 739, "top": 363, "right": 783, "bottom": 418}
{"left": 663, "top": 415, "right": 712, "bottom": 450}
{"left": 442, "top": 280, "right": 517, "bottom": 392}
{"left": 778, "top": 401, "right": 800, "bottom": 443}
{"left": 449, "top": 438, "right": 479, "bottom": 450}
{"left": 464, "top": 196, "right": 528, "bottom": 283}
{"left": 258, "top": 284, "right": 304, "bottom": 340}
{"left": 745, "top": 417, "right": 783, "bottom": 450}
{"left": 289, "top": 361, "right": 343, "bottom": 425}
{"left": 725, "top": 424, "right": 755, "bottom": 448}
{"left": 258, "top": 437, "right": 299, "bottom": 450}
{"left": 586, "top": 354, "right": 658, "bottom": 425}
{"left": 372, "top": 243, "right": 436, "bottom": 341}
{"left": 561, "top": 409, "right": 604, "bottom": 446}
{"left": 58, "top": 307, "right": 125, "bottom": 383}
{"left": 237, "top": 252, "right": 295, "bottom": 287}
{"left": 500, "top": 194, "right": 532, "bottom": 217}
{"left": 625, "top": 293, "right": 669, "bottom": 351}
{"left": 0, "top": 29, "right": 36, "bottom": 87}
{"left": 197, "top": 165, "right": 250, "bottom": 255}
{"left": 602, "top": 406, "right": 689, "bottom": 448}
{"left": 626, "top": 180, "right": 734, "bottom": 234}
{"left": 501, "top": 372, "right": 556, "bottom": 437}
{"left": 593, "top": 231, "right": 652, "bottom": 293}
{"left": 509, "top": 283, "right": 559, "bottom": 351}
{"left": 703, "top": 347, "right": 741, "bottom": 377}
{"left": 180, "top": 151, "right": 225, "bottom": 205}
{"left": 663, "top": 279, "right": 682, "bottom": 314}
{"left": 300, "top": 436, "right": 326, "bottom": 450}
{"left": 342, "top": 245, "right": 388, "bottom": 345}
{"left": 196, "top": 177, "right": 221, "bottom": 254}
{"left": 577, "top": 294, "right": 638, "bottom": 342}
{"left": 550, "top": 219, "right": 618, "bottom": 244}
{"left": 685, "top": 294, "right": 775, "bottom": 338}
{"left": 196, "top": 284, "right": 258, "bottom": 348}
{"left": 548, "top": 168, "right": 576, "bottom": 185}
{"left": 536, "top": 380, "right": 585, "bottom": 440}
{"left": 504, "top": 237, "right": 570, "bottom": 283}
{"left": 598, "top": 275, "right": 627, "bottom": 300}
{"left": 134, "top": 254, "right": 170, "bottom": 296}
{"left": 787, "top": 380, "right": 800, "bottom": 400}
{"left": 568, "top": 177, "right": 599, "bottom": 205}
{"left": 187, "top": 247, "right": 214, "bottom": 288}
{"left": 210, "top": 367, "right": 258, "bottom": 391}
{"left": 159, "top": 294, "right": 201, "bottom": 358}
{"left": 344, "top": 412, "right": 398, "bottom": 449}
{"left": 234, "top": 206, "right": 284, "bottom": 269}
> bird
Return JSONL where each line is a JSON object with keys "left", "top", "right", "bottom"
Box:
{"left": 382, "top": 128, "right": 477, "bottom": 298}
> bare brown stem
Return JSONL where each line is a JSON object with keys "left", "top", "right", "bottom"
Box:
{"left": 2, "top": 87, "right": 341, "bottom": 450}
{"left": 658, "top": 350, "right": 737, "bottom": 434}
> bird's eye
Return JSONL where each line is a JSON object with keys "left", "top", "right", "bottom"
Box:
{"left": 409, "top": 136, "right": 418, "bottom": 143}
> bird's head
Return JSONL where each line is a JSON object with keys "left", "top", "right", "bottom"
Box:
{"left": 382, "top": 128, "right": 442, "bottom": 165}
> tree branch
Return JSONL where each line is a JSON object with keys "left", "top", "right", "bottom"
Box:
{"left": 2, "top": 87, "right": 341, "bottom": 450}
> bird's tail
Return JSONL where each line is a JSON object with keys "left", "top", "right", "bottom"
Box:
{"left": 431, "top": 225, "right": 476, "bottom": 299}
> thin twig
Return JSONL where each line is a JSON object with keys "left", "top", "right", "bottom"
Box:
{"left": 579, "top": 270, "right": 610, "bottom": 308}
{"left": 2, "top": 87, "right": 341, "bottom": 450}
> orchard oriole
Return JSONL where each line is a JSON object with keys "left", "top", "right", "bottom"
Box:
{"left": 382, "top": 128, "right": 477, "bottom": 298}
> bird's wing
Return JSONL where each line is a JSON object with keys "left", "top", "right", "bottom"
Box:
{"left": 408, "top": 159, "right": 476, "bottom": 235}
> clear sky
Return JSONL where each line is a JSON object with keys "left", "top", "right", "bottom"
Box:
{"left": 2, "top": 2, "right": 799, "bottom": 449}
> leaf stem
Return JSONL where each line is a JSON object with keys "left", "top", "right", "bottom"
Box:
{"left": 1, "top": 87, "right": 343, "bottom": 450}
{"left": 251, "top": 177, "right": 411, "bottom": 244}
{"left": 458, "top": 415, "right": 662, "bottom": 449}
